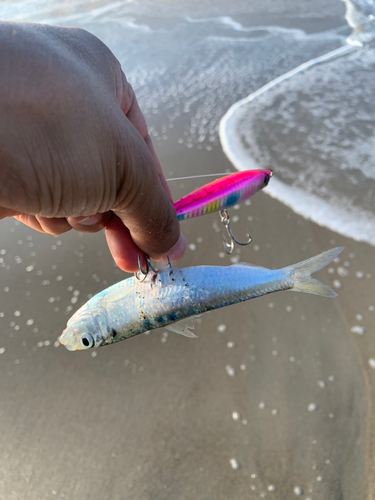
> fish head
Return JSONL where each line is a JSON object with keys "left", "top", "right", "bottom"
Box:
{"left": 59, "top": 307, "right": 110, "bottom": 351}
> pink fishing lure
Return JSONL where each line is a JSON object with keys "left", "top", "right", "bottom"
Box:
{"left": 173, "top": 169, "right": 273, "bottom": 221}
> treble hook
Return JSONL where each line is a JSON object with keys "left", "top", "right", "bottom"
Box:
{"left": 135, "top": 254, "right": 158, "bottom": 281}
{"left": 135, "top": 254, "right": 172, "bottom": 281}
{"left": 219, "top": 209, "right": 252, "bottom": 254}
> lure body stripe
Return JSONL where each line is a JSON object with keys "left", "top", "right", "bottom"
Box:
{"left": 173, "top": 169, "right": 272, "bottom": 221}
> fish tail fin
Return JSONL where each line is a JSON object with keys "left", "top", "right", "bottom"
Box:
{"left": 285, "top": 247, "right": 344, "bottom": 298}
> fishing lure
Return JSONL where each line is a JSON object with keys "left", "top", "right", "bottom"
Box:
{"left": 172, "top": 169, "right": 272, "bottom": 253}
{"left": 173, "top": 169, "right": 272, "bottom": 221}
{"left": 59, "top": 247, "right": 343, "bottom": 351}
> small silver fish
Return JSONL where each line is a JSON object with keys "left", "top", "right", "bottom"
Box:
{"left": 59, "top": 247, "right": 343, "bottom": 351}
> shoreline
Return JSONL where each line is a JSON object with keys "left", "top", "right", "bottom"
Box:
{"left": 218, "top": 43, "right": 375, "bottom": 247}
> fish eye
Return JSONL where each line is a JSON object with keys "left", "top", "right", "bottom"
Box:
{"left": 81, "top": 333, "right": 94, "bottom": 348}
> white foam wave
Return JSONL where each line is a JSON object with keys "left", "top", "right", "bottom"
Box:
{"left": 186, "top": 15, "right": 315, "bottom": 40}
{"left": 206, "top": 35, "right": 272, "bottom": 43}
{"left": 260, "top": 176, "right": 375, "bottom": 246}
{"left": 218, "top": 44, "right": 375, "bottom": 246}
{"left": 102, "top": 17, "right": 152, "bottom": 33}
{"left": 343, "top": 0, "right": 375, "bottom": 45}
{"left": 0, "top": 0, "right": 152, "bottom": 32}
{"left": 187, "top": 20, "right": 348, "bottom": 48}
{"left": 185, "top": 15, "right": 248, "bottom": 31}
{"left": 220, "top": 45, "right": 356, "bottom": 123}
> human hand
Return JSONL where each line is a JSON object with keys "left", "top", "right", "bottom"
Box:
{"left": 0, "top": 22, "right": 186, "bottom": 272}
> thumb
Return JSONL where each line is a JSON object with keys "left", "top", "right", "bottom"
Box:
{"left": 105, "top": 118, "right": 186, "bottom": 272}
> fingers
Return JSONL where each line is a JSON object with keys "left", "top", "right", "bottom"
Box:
{"left": 14, "top": 215, "right": 72, "bottom": 235}
{"left": 13, "top": 213, "right": 111, "bottom": 236}
{"left": 0, "top": 207, "right": 19, "bottom": 219}
{"left": 106, "top": 214, "right": 187, "bottom": 273}
{"left": 105, "top": 214, "right": 141, "bottom": 272}
{"left": 67, "top": 212, "right": 112, "bottom": 233}
{"left": 13, "top": 208, "right": 185, "bottom": 274}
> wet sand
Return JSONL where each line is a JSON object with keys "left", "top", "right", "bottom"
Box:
{"left": 0, "top": 133, "right": 374, "bottom": 499}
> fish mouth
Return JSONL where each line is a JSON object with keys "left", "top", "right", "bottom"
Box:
{"left": 58, "top": 328, "right": 83, "bottom": 351}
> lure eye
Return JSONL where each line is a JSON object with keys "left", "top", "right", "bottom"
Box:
{"left": 263, "top": 174, "right": 270, "bottom": 187}
{"left": 81, "top": 333, "right": 94, "bottom": 348}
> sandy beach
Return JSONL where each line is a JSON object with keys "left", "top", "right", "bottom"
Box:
{"left": 1, "top": 142, "right": 374, "bottom": 500}
{"left": 0, "top": 1, "right": 374, "bottom": 499}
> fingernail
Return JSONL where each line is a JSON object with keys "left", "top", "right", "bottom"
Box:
{"left": 160, "top": 232, "right": 187, "bottom": 264}
{"left": 75, "top": 214, "right": 103, "bottom": 227}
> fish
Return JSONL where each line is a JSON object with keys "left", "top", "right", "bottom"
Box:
{"left": 59, "top": 247, "right": 344, "bottom": 351}
{"left": 173, "top": 169, "right": 272, "bottom": 221}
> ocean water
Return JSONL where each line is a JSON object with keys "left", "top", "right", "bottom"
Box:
{"left": 0, "top": 0, "right": 348, "bottom": 173}
{"left": 220, "top": 0, "right": 375, "bottom": 246}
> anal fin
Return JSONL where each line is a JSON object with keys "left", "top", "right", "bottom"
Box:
{"left": 164, "top": 315, "right": 200, "bottom": 338}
